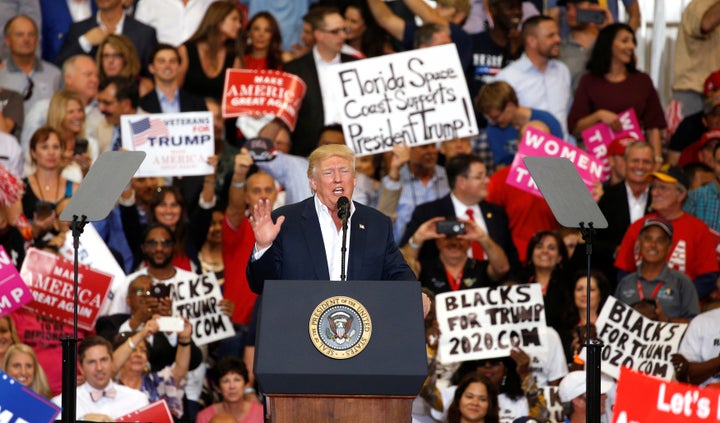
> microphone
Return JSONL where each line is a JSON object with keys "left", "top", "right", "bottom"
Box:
{"left": 337, "top": 196, "right": 350, "bottom": 220}
{"left": 337, "top": 196, "right": 350, "bottom": 282}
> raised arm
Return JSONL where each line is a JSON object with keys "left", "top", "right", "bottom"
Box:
{"left": 367, "top": 0, "right": 407, "bottom": 41}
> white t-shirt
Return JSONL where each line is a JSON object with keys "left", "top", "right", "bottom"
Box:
{"left": 678, "top": 307, "right": 720, "bottom": 386}
{"left": 529, "top": 327, "right": 569, "bottom": 387}
{"left": 105, "top": 267, "right": 197, "bottom": 316}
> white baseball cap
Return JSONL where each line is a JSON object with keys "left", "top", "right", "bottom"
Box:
{"left": 558, "top": 371, "right": 613, "bottom": 403}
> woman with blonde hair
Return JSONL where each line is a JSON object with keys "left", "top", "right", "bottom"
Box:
{"left": 179, "top": 2, "right": 243, "bottom": 102}
{"left": 3, "top": 343, "right": 52, "bottom": 399}
{"left": 46, "top": 90, "right": 98, "bottom": 182}
{"left": 96, "top": 34, "right": 154, "bottom": 97}
{"left": 0, "top": 316, "right": 20, "bottom": 370}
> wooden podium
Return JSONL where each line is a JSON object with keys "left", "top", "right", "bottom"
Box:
{"left": 255, "top": 280, "right": 427, "bottom": 423}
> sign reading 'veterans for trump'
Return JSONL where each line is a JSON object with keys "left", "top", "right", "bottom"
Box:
{"left": 507, "top": 126, "right": 604, "bottom": 197}
{"left": 121, "top": 111, "right": 214, "bottom": 177}
{"left": 221, "top": 69, "right": 307, "bottom": 130}
{"left": 331, "top": 44, "right": 478, "bottom": 156}
{"left": 435, "top": 284, "right": 547, "bottom": 363}
{"left": 19, "top": 248, "right": 113, "bottom": 331}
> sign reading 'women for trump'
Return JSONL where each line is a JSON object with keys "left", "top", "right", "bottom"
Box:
{"left": 331, "top": 44, "right": 478, "bottom": 156}
{"left": 507, "top": 126, "right": 604, "bottom": 197}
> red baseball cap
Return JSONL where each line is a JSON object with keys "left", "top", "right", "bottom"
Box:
{"left": 607, "top": 136, "right": 637, "bottom": 156}
{"left": 704, "top": 70, "right": 720, "bottom": 97}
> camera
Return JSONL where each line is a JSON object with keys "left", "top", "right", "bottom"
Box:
{"left": 577, "top": 8, "right": 605, "bottom": 25}
{"left": 73, "top": 139, "right": 89, "bottom": 155}
{"left": 151, "top": 283, "right": 171, "bottom": 299}
{"left": 35, "top": 200, "right": 55, "bottom": 220}
{"left": 436, "top": 220, "right": 466, "bottom": 235}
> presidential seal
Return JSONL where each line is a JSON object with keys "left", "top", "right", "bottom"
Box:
{"left": 309, "top": 296, "right": 372, "bottom": 359}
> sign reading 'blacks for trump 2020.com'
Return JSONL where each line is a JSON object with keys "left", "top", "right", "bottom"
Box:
{"left": 121, "top": 112, "right": 214, "bottom": 178}
{"left": 435, "top": 284, "right": 547, "bottom": 363}
{"left": 332, "top": 44, "right": 478, "bottom": 156}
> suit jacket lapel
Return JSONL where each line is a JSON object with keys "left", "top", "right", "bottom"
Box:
{"left": 302, "top": 199, "right": 330, "bottom": 280}
{"left": 347, "top": 203, "right": 366, "bottom": 280}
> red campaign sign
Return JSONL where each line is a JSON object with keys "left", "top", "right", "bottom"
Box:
{"left": 116, "top": 400, "right": 173, "bottom": 423}
{"left": 0, "top": 246, "right": 33, "bottom": 318}
{"left": 613, "top": 367, "right": 720, "bottom": 422}
{"left": 19, "top": 248, "right": 113, "bottom": 331}
{"left": 221, "top": 69, "right": 307, "bottom": 131}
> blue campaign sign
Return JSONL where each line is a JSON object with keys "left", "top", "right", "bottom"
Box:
{"left": 0, "top": 371, "right": 61, "bottom": 423}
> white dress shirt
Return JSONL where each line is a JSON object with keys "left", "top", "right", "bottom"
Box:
{"left": 313, "top": 46, "right": 343, "bottom": 126}
{"left": 52, "top": 381, "right": 148, "bottom": 420}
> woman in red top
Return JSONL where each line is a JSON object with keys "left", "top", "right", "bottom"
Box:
{"left": 243, "top": 12, "right": 292, "bottom": 70}
{"left": 568, "top": 23, "right": 666, "bottom": 159}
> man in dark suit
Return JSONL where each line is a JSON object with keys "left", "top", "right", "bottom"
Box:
{"left": 139, "top": 43, "right": 209, "bottom": 215}
{"left": 399, "top": 154, "right": 519, "bottom": 272}
{"left": 139, "top": 44, "right": 207, "bottom": 114}
{"left": 246, "top": 144, "right": 417, "bottom": 294}
{"left": 39, "top": 0, "right": 98, "bottom": 63}
{"left": 283, "top": 6, "right": 356, "bottom": 157}
{"left": 596, "top": 141, "right": 654, "bottom": 287}
{"left": 54, "top": 0, "right": 157, "bottom": 73}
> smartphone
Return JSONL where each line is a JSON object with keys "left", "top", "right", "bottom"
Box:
{"left": 73, "top": 139, "right": 89, "bottom": 155}
{"left": 151, "top": 283, "right": 171, "bottom": 299}
{"left": 436, "top": 220, "right": 466, "bottom": 235}
{"left": 35, "top": 201, "right": 55, "bottom": 219}
{"left": 157, "top": 316, "right": 185, "bottom": 332}
{"left": 577, "top": 8, "right": 605, "bottom": 25}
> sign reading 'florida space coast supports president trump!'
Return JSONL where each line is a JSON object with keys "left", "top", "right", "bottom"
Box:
{"left": 121, "top": 111, "right": 215, "bottom": 177}
{"left": 331, "top": 44, "right": 479, "bottom": 156}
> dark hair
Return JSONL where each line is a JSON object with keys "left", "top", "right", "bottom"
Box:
{"left": 447, "top": 373, "right": 500, "bottom": 423}
{"left": 245, "top": 12, "right": 284, "bottom": 70}
{"left": 147, "top": 186, "right": 186, "bottom": 256}
{"left": 525, "top": 230, "right": 569, "bottom": 271}
{"left": 143, "top": 221, "right": 177, "bottom": 245}
{"left": 569, "top": 269, "right": 610, "bottom": 324}
{"left": 445, "top": 154, "right": 486, "bottom": 189}
{"left": 414, "top": 23, "right": 450, "bottom": 49}
{"left": 79, "top": 335, "right": 113, "bottom": 363}
{"left": 99, "top": 76, "right": 139, "bottom": 109}
{"left": 149, "top": 43, "right": 181, "bottom": 65}
{"left": 187, "top": 2, "right": 243, "bottom": 69}
{"left": 344, "top": 0, "right": 389, "bottom": 57}
{"left": 586, "top": 23, "right": 636, "bottom": 76}
{"left": 29, "top": 126, "right": 64, "bottom": 155}
{"left": 216, "top": 356, "right": 249, "bottom": 384}
{"left": 521, "top": 15, "right": 555, "bottom": 40}
{"left": 451, "top": 356, "right": 524, "bottom": 400}
{"left": 304, "top": 6, "right": 342, "bottom": 30}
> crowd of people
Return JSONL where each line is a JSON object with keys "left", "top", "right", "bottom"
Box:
{"left": 0, "top": 0, "right": 719, "bottom": 422}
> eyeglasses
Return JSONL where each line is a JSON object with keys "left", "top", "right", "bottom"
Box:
{"left": 320, "top": 27, "right": 350, "bottom": 35}
{"left": 23, "top": 76, "right": 34, "bottom": 101}
{"left": 132, "top": 289, "right": 152, "bottom": 297}
{"left": 143, "top": 239, "right": 173, "bottom": 248}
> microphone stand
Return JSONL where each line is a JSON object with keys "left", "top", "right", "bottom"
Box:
{"left": 340, "top": 213, "right": 348, "bottom": 282}
{"left": 580, "top": 222, "right": 603, "bottom": 423}
{"left": 62, "top": 214, "right": 87, "bottom": 423}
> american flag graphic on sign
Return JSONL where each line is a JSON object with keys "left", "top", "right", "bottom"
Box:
{"left": 130, "top": 117, "right": 169, "bottom": 147}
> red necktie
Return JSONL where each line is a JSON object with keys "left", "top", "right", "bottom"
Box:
{"left": 465, "top": 209, "right": 485, "bottom": 260}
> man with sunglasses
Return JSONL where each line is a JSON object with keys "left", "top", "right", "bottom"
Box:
{"left": 283, "top": 6, "right": 357, "bottom": 157}
{"left": 0, "top": 14, "right": 61, "bottom": 116}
